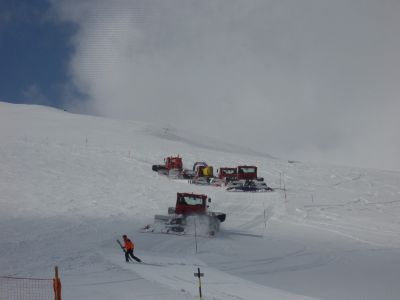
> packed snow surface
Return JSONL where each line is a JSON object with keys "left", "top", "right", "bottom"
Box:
{"left": 1, "top": 102, "right": 400, "bottom": 299}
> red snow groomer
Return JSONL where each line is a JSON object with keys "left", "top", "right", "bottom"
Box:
{"left": 148, "top": 193, "right": 226, "bottom": 236}
{"left": 225, "top": 166, "right": 273, "bottom": 192}
{"left": 152, "top": 156, "right": 194, "bottom": 179}
{"left": 236, "top": 166, "right": 261, "bottom": 180}
{"left": 218, "top": 167, "right": 238, "bottom": 182}
{"left": 214, "top": 166, "right": 261, "bottom": 184}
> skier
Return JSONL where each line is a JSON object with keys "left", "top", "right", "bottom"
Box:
{"left": 122, "top": 235, "right": 142, "bottom": 263}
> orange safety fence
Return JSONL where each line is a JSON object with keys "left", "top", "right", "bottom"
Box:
{"left": 0, "top": 267, "right": 61, "bottom": 300}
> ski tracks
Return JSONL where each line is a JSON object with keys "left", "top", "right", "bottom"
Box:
{"left": 109, "top": 253, "right": 318, "bottom": 300}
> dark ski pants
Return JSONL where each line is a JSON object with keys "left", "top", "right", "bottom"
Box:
{"left": 125, "top": 249, "right": 141, "bottom": 262}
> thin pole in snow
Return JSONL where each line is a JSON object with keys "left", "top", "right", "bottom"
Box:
{"left": 282, "top": 172, "right": 287, "bottom": 201}
{"left": 194, "top": 267, "right": 204, "bottom": 300}
{"left": 194, "top": 217, "right": 198, "bottom": 253}
{"left": 284, "top": 182, "right": 287, "bottom": 201}
{"left": 264, "top": 209, "right": 267, "bottom": 229}
{"left": 262, "top": 201, "right": 267, "bottom": 230}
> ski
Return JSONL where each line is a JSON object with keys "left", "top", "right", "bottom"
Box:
{"left": 116, "top": 239, "right": 124, "bottom": 250}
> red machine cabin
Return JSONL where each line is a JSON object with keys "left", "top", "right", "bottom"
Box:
{"left": 165, "top": 156, "right": 183, "bottom": 171}
{"left": 237, "top": 166, "right": 258, "bottom": 180}
{"left": 175, "top": 193, "right": 208, "bottom": 215}
{"left": 218, "top": 167, "right": 237, "bottom": 181}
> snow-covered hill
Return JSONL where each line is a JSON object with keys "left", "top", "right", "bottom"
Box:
{"left": 1, "top": 102, "right": 400, "bottom": 299}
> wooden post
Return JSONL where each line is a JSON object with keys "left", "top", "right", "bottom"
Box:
{"left": 194, "top": 267, "right": 204, "bottom": 300}
{"left": 53, "top": 266, "right": 62, "bottom": 300}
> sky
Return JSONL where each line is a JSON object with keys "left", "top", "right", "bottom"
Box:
{"left": 1, "top": 0, "right": 400, "bottom": 171}
{"left": 0, "top": 0, "right": 75, "bottom": 107}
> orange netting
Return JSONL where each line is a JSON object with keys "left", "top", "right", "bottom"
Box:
{"left": 0, "top": 276, "right": 55, "bottom": 300}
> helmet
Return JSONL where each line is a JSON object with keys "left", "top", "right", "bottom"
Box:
{"left": 123, "top": 235, "right": 127, "bottom": 239}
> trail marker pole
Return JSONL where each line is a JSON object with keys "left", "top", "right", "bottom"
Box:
{"left": 283, "top": 182, "right": 287, "bottom": 201}
{"left": 264, "top": 209, "right": 267, "bottom": 229}
{"left": 194, "top": 267, "right": 204, "bottom": 300}
{"left": 282, "top": 173, "right": 287, "bottom": 201}
{"left": 53, "top": 266, "right": 62, "bottom": 300}
{"left": 194, "top": 218, "right": 198, "bottom": 253}
{"left": 262, "top": 201, "right": 267, "bottom": 230}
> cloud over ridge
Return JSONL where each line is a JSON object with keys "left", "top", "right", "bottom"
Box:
{"left": 52, "top": 0, "right": 400, "bottom": 170}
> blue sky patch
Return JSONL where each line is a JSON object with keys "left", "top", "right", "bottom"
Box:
{"left": 0, "top": 0, "right": 75, "bottom": 108}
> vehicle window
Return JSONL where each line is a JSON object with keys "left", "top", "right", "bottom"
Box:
{"left": 240, "top": 167, "right": 256, "bottom": 173}
{"left": 224, "top": 169, "right": 235, "bottom": 174}
{"left": 183, "top": 196, "right": 203, "bottom": 205}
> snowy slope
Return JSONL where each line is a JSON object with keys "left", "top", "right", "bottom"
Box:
{"left": 1, "top": 102, "right": 400, "bottom": 299}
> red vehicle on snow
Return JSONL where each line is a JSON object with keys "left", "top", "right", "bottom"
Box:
{"left": 150, "top": 193, "right": 226, "bottom": 235}
{"left": 237, "top": 166, "right": 259, "bottom": 180}
{"left": 217, "top": 166, "right": 262, "bottom": 182}
{"left": 152, "top": 156, "right": 193, "bottom": 178}
{"left": 218, "top": 167, "right": 238, "bottom": 182}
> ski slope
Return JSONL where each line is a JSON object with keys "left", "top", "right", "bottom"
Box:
{"left": 1, "top": 102, "right": 400, "bottom": 299}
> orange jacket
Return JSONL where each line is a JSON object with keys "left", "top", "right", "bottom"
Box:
{"left": 124, "top": 239, "right": 134, "bottom": 250}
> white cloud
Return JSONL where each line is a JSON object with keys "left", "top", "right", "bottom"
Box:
{"left": 22, "top": 84, "right": 49, "bottom": 105}
{"left": 52, "top": 0, "right": 400, "bottom": 170}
